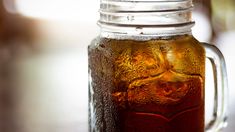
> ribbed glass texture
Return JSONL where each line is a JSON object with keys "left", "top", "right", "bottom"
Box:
{"left": 99, "top": 0, "right": 193, "bottom": 26}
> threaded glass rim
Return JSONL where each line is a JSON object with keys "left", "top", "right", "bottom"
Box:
{"left": 99, "top": 0, "right": 194, "bottom": 37}
{"left": 99, "top": 0, "right": 193, "bottom": 25}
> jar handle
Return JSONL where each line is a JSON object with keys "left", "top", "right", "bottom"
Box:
{"left": 202, "top": 43, "right": 229, "bottom": 132}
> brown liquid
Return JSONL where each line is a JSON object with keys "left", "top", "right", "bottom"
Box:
{"left": 88, "top": 35, "right": 205, "bottom": 132}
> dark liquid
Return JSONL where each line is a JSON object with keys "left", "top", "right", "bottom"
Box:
{"left": 89, "top": 35, "right": 205, "bottom": 132}
{"left": 116, "top": 76, "right": 204, "bottom": 132}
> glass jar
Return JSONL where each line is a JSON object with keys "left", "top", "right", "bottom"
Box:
{"left": 88, "top": 0, "right": 228, "bottom": 132}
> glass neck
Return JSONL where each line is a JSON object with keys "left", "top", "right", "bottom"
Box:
{"left": 98, "top": 0, "right": 194, "bottom": 39}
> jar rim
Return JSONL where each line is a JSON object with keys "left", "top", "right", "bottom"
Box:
{"left": 99, "top": 0, "right": 194, "bottom": 36}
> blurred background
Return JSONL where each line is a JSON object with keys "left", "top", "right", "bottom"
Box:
{"left": 0, "top": 0, "right": 234, "bottom": 132}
